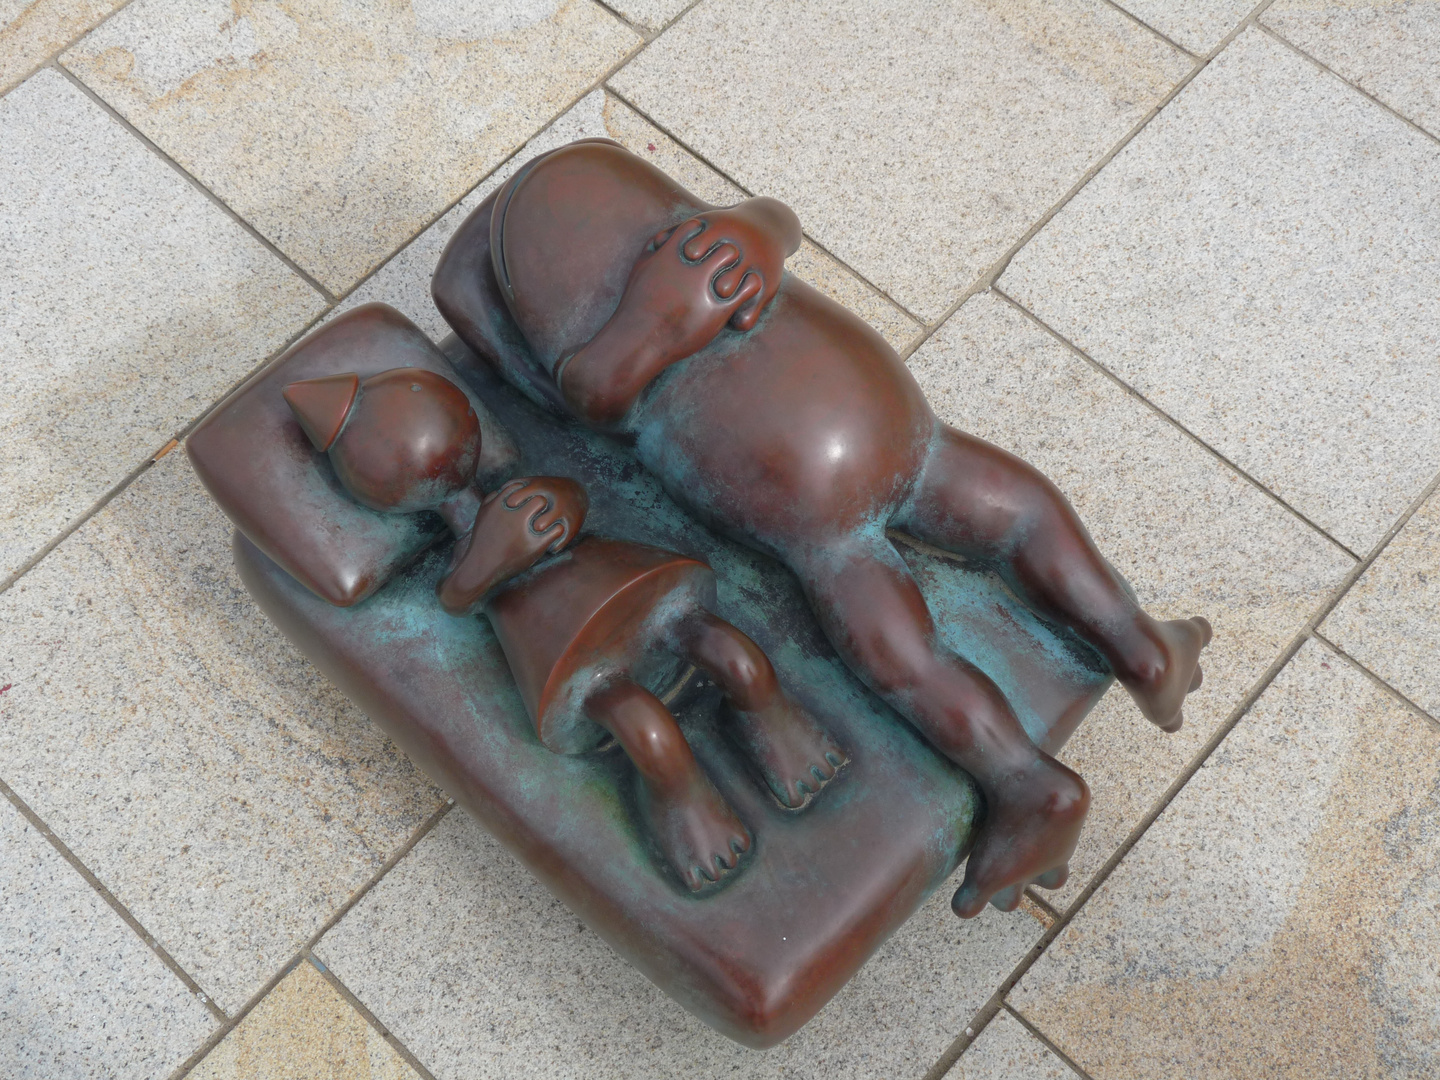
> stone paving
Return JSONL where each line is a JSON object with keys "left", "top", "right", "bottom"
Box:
{"left": 1, "top": 2, "right": 1437, "bottom": 1078}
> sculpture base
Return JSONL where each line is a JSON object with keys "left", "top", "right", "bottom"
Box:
{"left": 232, "top": 333, "right": 1112, "bottom": 1047}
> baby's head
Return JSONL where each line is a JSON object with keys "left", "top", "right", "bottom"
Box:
{"left": 284, "top": 367, "right": 480, "bottom": 514}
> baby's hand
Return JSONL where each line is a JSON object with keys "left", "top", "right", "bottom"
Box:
{"left": 436, "top": 477, "right": 588, "bottom": 616}
{"left": 556, "top": 197, "right": 802, "bottom": 426}
{"left": 675, "top": 197, "right": 801, "bottom": 331}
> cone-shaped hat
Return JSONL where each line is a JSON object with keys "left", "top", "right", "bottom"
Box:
{"left": 283, "top": 372, "right": 360, "bottom": 452}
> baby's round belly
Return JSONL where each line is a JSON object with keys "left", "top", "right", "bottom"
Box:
{"left": 630, "top": 281, "right": 933, "bottom": 553}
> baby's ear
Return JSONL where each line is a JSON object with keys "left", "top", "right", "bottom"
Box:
{"left": 283, "top": 372, "right": 361, "bottom": 451}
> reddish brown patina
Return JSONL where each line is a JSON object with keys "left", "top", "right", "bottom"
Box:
{"left": 280, "top": 360, "right": 846, "bottom": 893}
{"left": 188, "top": 303, "right": 1119, "bottom": 1045}
{"left": 434, "top": 139, "right": 1212, "bottom": 920}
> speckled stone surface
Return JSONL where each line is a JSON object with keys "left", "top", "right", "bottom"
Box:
{"left": 62, "top": 0, "right": 639, "bottom": 294}
{"left": 1265, "top": 0, "right": 1440, "bottom": 138}
{"left": 1011, "top": 639, "right": 1440, "bottom": 1079}
{"left": 1323, "top": 487, "right": 1440, "bottom": 718}
{"left": 908, "top": 292, "right": 1353, "bottom": 907}
{"left": 604, "top": 0, "right": 691, "bottom": 34}
{"left": 188, "top": 960, "right": 418, "bottom": 1080}
{"left": 1002, "top": 28, "right": 1440, "bottom": 555}
{"left": 0, "top": 453, "right": 443, "bottom": 1014}
{"left": 0, "top": 0, "right": 123, "bottom": 92}
{"left": 946, "top": 1010, "right": 1079, "bottom": 1080}
{"left": 338, "top": 90, "right": 921, "bottom": 353}
{"left": 0, "top": 68, "right": 322, "bottom": 582}
{"left": 1114, "top": 0, "right": 1256, "bottom": 52}
{"left": 316, "top": 810, "right": 1045, "bottom": 1079}
{"left": 0, "top": 795, "right": 215, "bottom": 1078}
{"left": 611, "top": 0, "right": 1191, "bottom": 320}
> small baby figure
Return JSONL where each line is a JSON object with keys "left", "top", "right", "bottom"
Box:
{"left": 282, "top": 365, "right": 846, "bottom": 891}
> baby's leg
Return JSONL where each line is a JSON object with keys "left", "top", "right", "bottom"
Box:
{"left": 794, "top": 534, "right": 1090, "bottom": 917}
{"left": 896, "top": 423, "right": 1210, "bottom": 731}
{"left": 669, "top": 609, "right": 847, "bottom": 809}
{"left": 584, "top": 677, "right": 751, "bottom": 891}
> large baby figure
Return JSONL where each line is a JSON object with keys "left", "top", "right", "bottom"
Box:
{"left": 433, "top": 140, "right": 1213, "bottom": 917}
{"left": 282, "top": 365, "right": 845, "bottom": 892}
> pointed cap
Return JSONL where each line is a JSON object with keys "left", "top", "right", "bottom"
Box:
{"left": 283, "top": 372, "right": 360, "bottom": 452}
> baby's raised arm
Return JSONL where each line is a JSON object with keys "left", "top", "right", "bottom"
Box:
{"left": 557, "top": 197, "right": 801, "bottom": 427}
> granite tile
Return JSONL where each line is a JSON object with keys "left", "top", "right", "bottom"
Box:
{"left": 1114, "top": 0, "right": 1256, "bottom": 52}
{"left": 1323, "top": 486, "right": 1440, "bottom": 718}
{"left": 0, "top": 453, "right": 443, "bottom": 1014}
{"left": 907, "top": 292, "right": 1353, "bottom": 907}
{"left": 317, "top": 810, "right": 1044, "bottom": 1079}
{"left": 0, "top": 68, "right": 323, "bottom": 582}
{"left": 0, "top": 0, "right": 123, "bottom": 93}
{"left": 1011, "top": 639, "right": 1440, "bottom": 1079}
{"left": 946, "top": 1010, "right": 1079, "bottom": 1080}
{"left": 339, "top": 91, "right": 921, "bottom": 353}
{"left": 604, "top": 0, "right": 691, "bottom": 34}
{"left": 1265, "top": 0, "right": 1440, "bottom": 138}
{"left": 0, "top": 794, "right": 215, "bottom": 1078}
{"left": 63, "top": 0, "right": 640, "bottom": 294}
{"left": 188, "top": 960, "right": 418, "bottom": 1080}
{"left": 1002, "top": 28, "right": 1440, "bottom": 554}
{"left": 611, "top": 0, "right": 1192, "bottom": 321}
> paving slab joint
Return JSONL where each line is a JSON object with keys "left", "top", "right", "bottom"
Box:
{"left": 1004, "top": 1002, "right": 1098, "bottom": 1080}
{"left": 0, "top": 773, "right": 227, "bottom": 1024}
{"left": 164, "top": 802, "right": 453, "bottom": 1080}
{"left": 1255, "top": 21, "right": 1440, "bottom": 150}
{"left": 991, "top": 287, "right": 1361, "bottom": 560}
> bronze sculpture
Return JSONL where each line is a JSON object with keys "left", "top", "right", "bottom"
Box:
{"left": 183, "top": 139, "right": 1213, "bottom": 1045}
{"left": 280, "top": 366, "right": 844, "bottom": 890}
{"left": 433, "top": 139, "right": 1212, "bottom": 918}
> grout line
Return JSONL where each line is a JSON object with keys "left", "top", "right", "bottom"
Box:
{"left": 589, "top": 0, "right": 648, "bottom": 39}
{"left": 165, "top": 801, "right": 454, "bottom": 1080}
{"left": 794, "top": 228, "right": 929, "bottom": 333}
{"left": 905, "top": 0, "right": 1281, "bottom": 367}
{"left": 51, "top": 62, "right": 338, "bottom": 303}
{"left": 1257, "top": 22, "right": 1440, "bottom": 150}
{"left": 308, "top": 956, "right": 440, "bottom": 1080}
{"left": 1021, "top": 887, "right": 1061, "bottom": 924}
{"left": 924, "top": 451, "right": 1440, "bottom": 1080}
{"left": 0, "top": 774, "right": 228, "bottom": 1023}
{"left": 0, "top": 303, "right": 333, "bottom": 599}
{"left": 991, "top": 287, "right": 1362, "bottom": 561}
{"left": 0, "top": 453, "right": 157, "bottom": 596}
{"left": 327, "top": 36, "right": 652, "bottom": 305}
{"left": 0, "top": 0, "right": 140, "bottom": 99}
{"left": 1313, "top": 630, "right": 1440, "bottom": 733}
{"left": 1097, "top": 0, "right": 1200, "bottom": 58}
{"left": 330, "top": 0, "right": 722, "bottom": 303}
{"left": 1003, "top": 1003, "right": 1099, "bottom": 1080}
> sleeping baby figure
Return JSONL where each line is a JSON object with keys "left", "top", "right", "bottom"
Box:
{"left": 282, "top": 365, "right": 846, "bottom": 892}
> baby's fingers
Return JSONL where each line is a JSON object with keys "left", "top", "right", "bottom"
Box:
{"left": 727, "top": 272, "right": 766, "bottom": 330}
{"left": 681, "top": 219, "right": 722, "bottom": 261}
{"left": 528, "top": 499, "right": 577, "bottom": 552}
{"left": 662, "top": 218, "right": 708, "bottom": 256}
{"left": 700, "top": 242, "right": 741, "bottom": 287}
{"left": 713, "top": 258, "right": 751, "bottom": 299}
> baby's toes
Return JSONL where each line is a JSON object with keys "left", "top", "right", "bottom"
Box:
{"left": 1034, "top": 864, "right": 1069, "bottom": 890}
{"left": 989, "top": 884, "right": 1024, "bottom": 912}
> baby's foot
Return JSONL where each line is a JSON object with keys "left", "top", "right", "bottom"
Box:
{"left": 731, "top": 696, "right": 848, "bottom": 809}
{"left": 951, "top": 759, "right": 1090, "bottom": 919}
{"left": 643, "top": 773, "right": 752, "bottom": 892}
{"left": 1122, "top": 617, "right": 1213, "bottom": 733}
